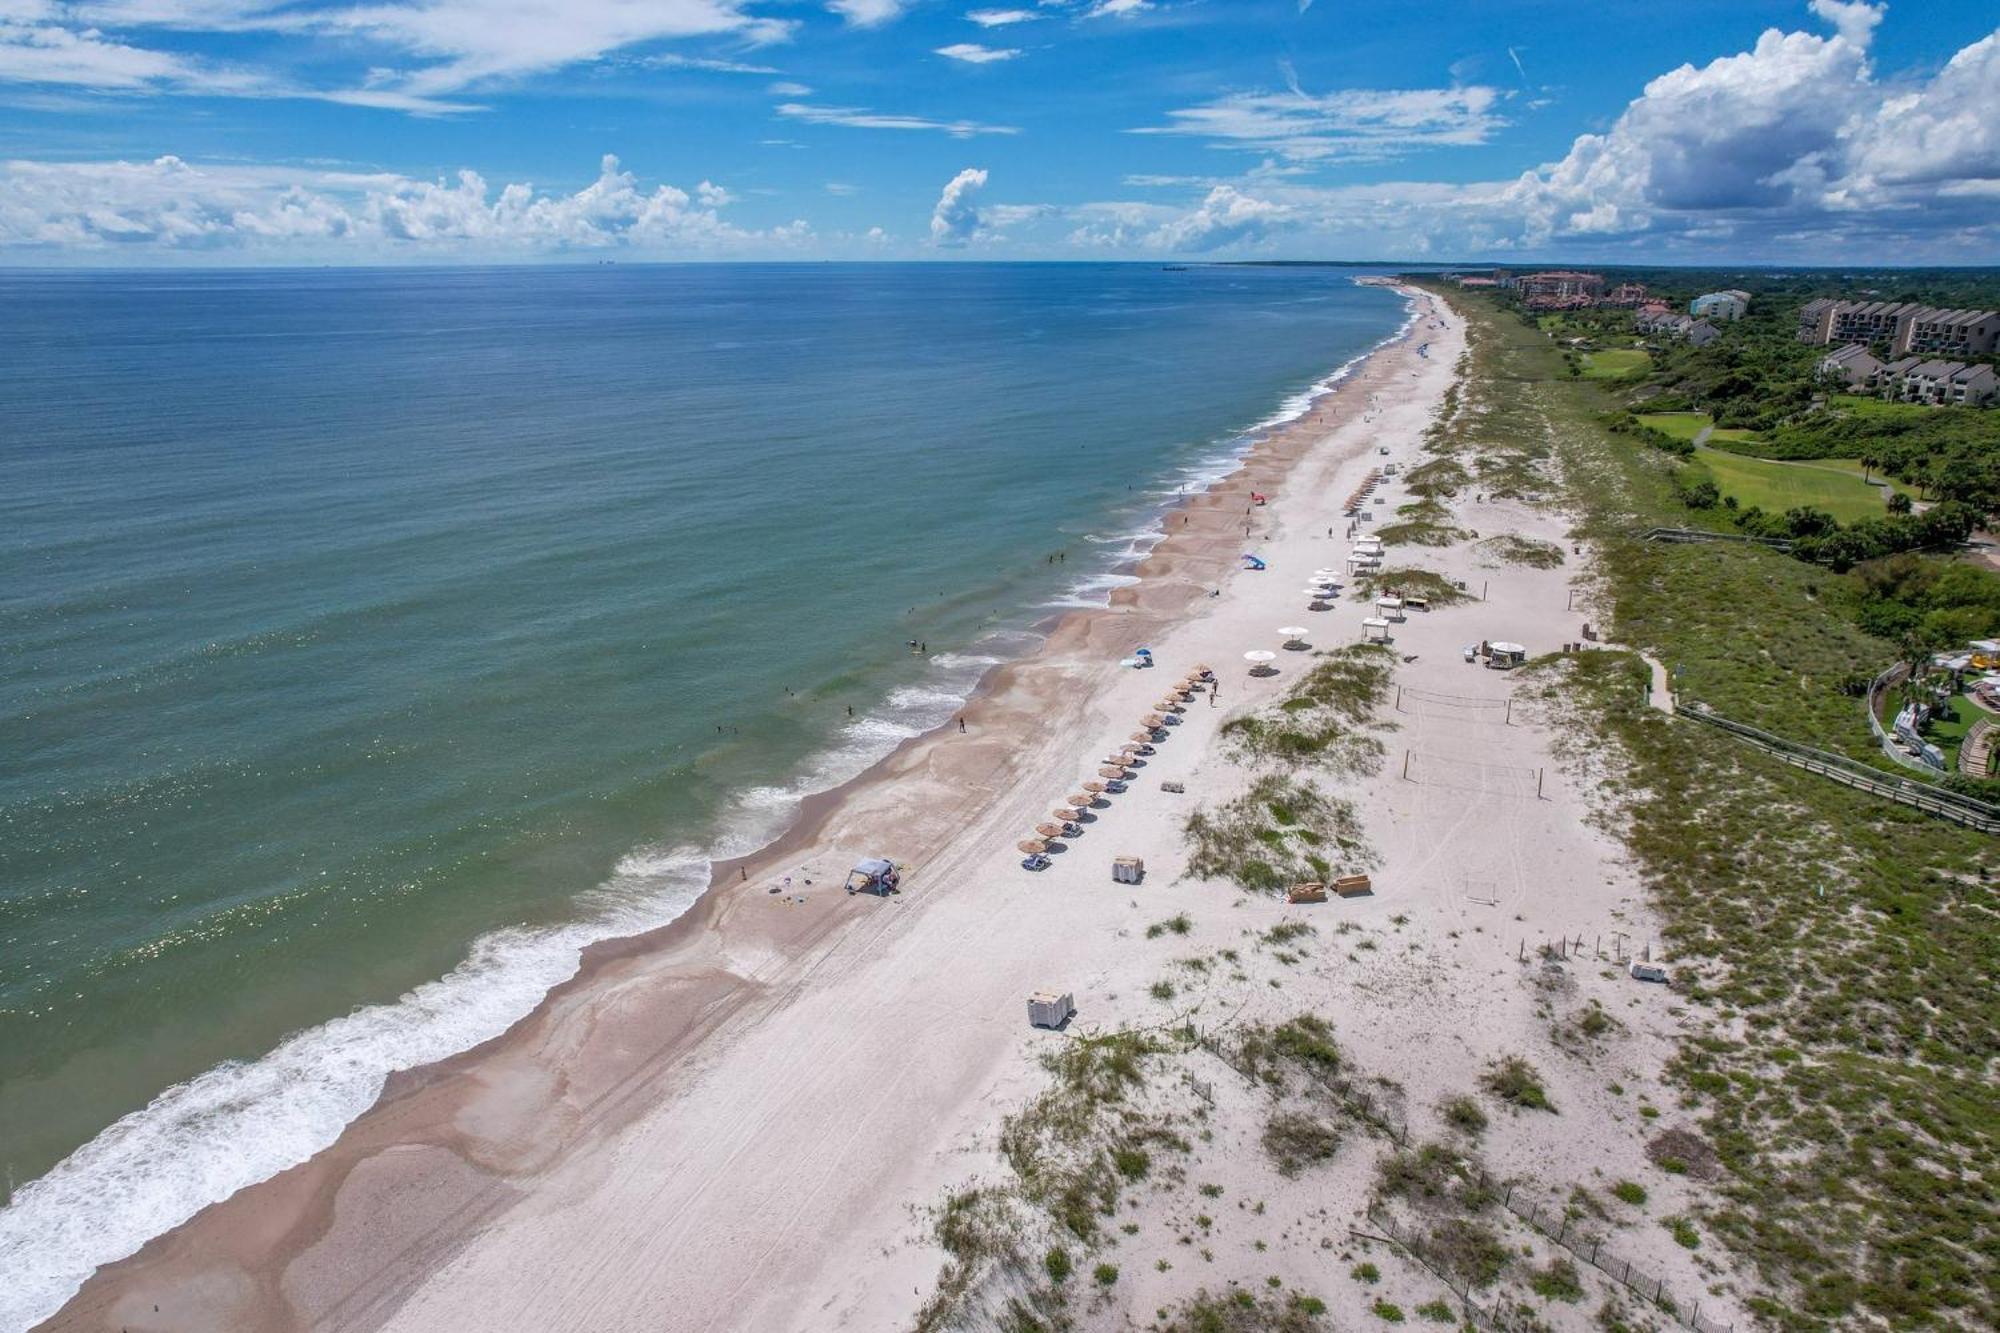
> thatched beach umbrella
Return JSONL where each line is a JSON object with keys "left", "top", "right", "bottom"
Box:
{"left": 1054, "top": 806, "right": 1082, "bottom": 821}
{"left": 1130, "top": 730, "right": 1156, "bottom": 743}
{"left": 1081, "top": 781, "right": 1106, "bottom": 793}
{"left": 1098, "top": 765, "right": 1129, "bottom": 779}
{"left": 1018, "top": 839, "right": 1047, "bottom": 854}
{"left": 1036, "top": 822, "right": 1065, "bottom": 839}
{"left": 1140, "top": 713, "right": 1166, "bottom": 728}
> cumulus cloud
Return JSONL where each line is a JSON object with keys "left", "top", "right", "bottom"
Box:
{"left": 1093, "top": 2, "right": 1999, "bottom": 260}
{"left": 0, "top": 152, "right": 811, "bottom": 255}
{"left": 928, "top": 166, "right": 988, "bottom": 246}
{"left": 935, "top": 42, "right": 1019, "bottom": 63}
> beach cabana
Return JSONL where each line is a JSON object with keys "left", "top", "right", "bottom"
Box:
{"left": 1375, "top": 596, "right": 1405, "bottom": 622}
{"left": 1361, "top": 617, "right": 1392, "bottom": 643}
{"left": 1486, "top": 641, "right": 1527, "bottom": 670}
{"left": 844, "top": 858, "right": 901, "bottom": 895}
{"left": 1244, "top": 649, "right": 1279, "bottom": 677}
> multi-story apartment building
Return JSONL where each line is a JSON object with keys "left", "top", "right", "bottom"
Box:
{"left": 1802, "top": 300, "right": 2000, "bottom": 355}
{"left": 1690, "top": 290, "right": 1750, "bottom": 321}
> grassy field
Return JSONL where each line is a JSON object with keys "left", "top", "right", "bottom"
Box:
{"left": 1692, "top": 446, "right": 1891, "bottom": 523}
{"left": 1582, "top": 347, "right": 1651, "bottom": 378}
{"left": 1415, "top": 284, "right": 1998, "bottom": 1330}
{"left": 1635, "top": 411, "right": 1763, "bottom": 446}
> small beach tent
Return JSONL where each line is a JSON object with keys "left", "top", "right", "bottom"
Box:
{"left": 1375, "top": 596, "right": 1405, "bottom": 622}
{"left": 1240, "top": 554, "right": 1267, "bottom": 570}
{"left": 1112, "top": 856, "right": 1145, "bottom": 884}
{"left": 1028, "top": 990, "right": 1076, "bottom": 1029}
{"left": 1362, "top": 617, "right": 1392, "bottom": 643}
{"left": 1487, "top": 641, "right": 1528, "bottom": 669}
{"left": 845, "top": 858, "right": 901, "bottom": 894}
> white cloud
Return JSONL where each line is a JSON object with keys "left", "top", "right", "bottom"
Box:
{"left": 1137, "top": 83, "right": 1507, "bottom": 163}
{"left": 934, "top": 42, "right": 1019, "bottom": 63}
{"left": 826, "top": 0, "right": 906, "bottom": 26}
{"left": 11, "top": 1, "right": 798, "bottom": 106}
{"left": 1083, "top": 0, "right": 1150, "bottom": 18}
{"left": 1081, "top": 3, "right": 2000, "bottom": 260}
{"left": 966, "top": 8, "right": 1036, "bottom": 26}
{"left": 644, "top": 53, "right": 783, "bottom": 75}
{"left": 767, "top": 80, "right": 811, "bottom": 94}
{"left": 1808, "top": 0, "right": 1883, "bottom": 48}
{"left": 776, "top": 101, "right": 1017, "bottom": 136}
{"left": 929, "top": 165, "right": 987, "bottom": 246}
{"left": 0, "top": 152, "right": 811, "bottom": 254}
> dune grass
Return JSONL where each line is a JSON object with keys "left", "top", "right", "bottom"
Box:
{"left": 1418, "top": 283, "right": 1999, "bottom": 1328}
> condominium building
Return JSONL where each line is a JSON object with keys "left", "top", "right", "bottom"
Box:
{"left": 1899, "top": 308, "right": 2000, "bottom": 357}
{"left": 1817, "top": 343, "right": 1882, "bottom": 389}
{"left": 1879, "top": 359, "right": 1999, "bottom": 406}
{"left": 1690, "top": 290, "right": 1750, "bottom": 321}
{"left": 1518, "top": 270, "right": 1605, "bottom": 309}
{"left": 1802, "top": 300, "right": 2000, "bottom": 355}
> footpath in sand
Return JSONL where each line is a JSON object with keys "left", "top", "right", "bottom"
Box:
{"left": 46, "top": 289, "right": 1741, "bottom": 1333}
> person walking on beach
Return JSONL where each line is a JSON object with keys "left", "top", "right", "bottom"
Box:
{"left": 957, "top": 716, "right": 966, "bottom": 734}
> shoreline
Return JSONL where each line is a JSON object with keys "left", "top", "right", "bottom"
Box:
{"left": 31, "top": 282, "right": 1432, "bottom": 1333}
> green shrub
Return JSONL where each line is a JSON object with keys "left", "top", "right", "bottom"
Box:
{"left": 1093, "top": 1262, "right": 1118, "bottom": 1286}
{"left": 1351, "top": 1261, "right": 1380, "bottom": 1283}
{"left": 1610, "top": 1180, "right": 1647, "bottom": 1206}
{"left": 1481, "top": 1056, "right": 1555, "bottom": 1112}
{"left": 1043, "top": 1246, "right": 1072, "bottom": 1283}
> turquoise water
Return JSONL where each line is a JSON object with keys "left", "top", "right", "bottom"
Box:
{"left": 0, "top": 263, "right": 1403, "bottom": 1325}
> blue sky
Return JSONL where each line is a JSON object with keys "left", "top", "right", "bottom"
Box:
{"left": 1, "top": 0, "right": 1995, "bottom": 262}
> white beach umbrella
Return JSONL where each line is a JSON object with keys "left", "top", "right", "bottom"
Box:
{"left": 1278, "top": 626, "right": 1309, "bottom": 638}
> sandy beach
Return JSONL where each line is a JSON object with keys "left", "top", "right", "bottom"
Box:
{"left": 41, "top": 284, "right": 1740, "bottom": 1332}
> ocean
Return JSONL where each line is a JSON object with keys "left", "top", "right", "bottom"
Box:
{"left": 0, "top": 262, "right": 1405, "bottom": 1326}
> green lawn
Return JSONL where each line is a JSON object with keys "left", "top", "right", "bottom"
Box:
{"left": 1636, "top": 411, "right": 1711, "bottom": 441}
{"left": 1636, "top": 411, "right": 1763, "bottom": 447}
{"left": 1693, "top": 446, "right": 1891, "bottom": 523}
{"left": 1582, "top": 348, "right": 1651, "bottom": 379}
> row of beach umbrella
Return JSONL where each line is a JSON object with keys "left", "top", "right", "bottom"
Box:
{"left": 1020, "top": 666, "right": 1209, "bottom": 856}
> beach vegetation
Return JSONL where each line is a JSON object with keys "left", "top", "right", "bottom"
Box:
{"left": 1404, "top": 457, "right": 1471, "bottom": 497}
{"left": 1147, "top": 914, "right": 1194, "bottom": 939}
{"left": 1528, "top": 1258, "right": 1585, "bottom": 1302}
{"left": 1376, "top": 498, "right": 1470, "bottom": 547}
{"left": 1609, "top": 1180, "right": 1647, "bottom": 1207}
{"left": 1481, "top": 1057, "right": 1554, "bottom": 1113}
{"left": 1349, "top": 568, "right": 1471, "bottom": 607}
{"left": 1373, "top": 1141, "right": 1492, "bottom": 1215}
{"left": 1222, "top": 647, "right": 1395, "bottom": 776}
{"left": 1154, "top": 1287, "right": 1331, "bottom": 1332}
{"left": 1351, "top": 1261, "right": 1380, "bottom": 1283}
{"left": 1438, "top": 1094, "right": 1487, "bottom": 1136}
{"left": 1371, "top": 1299, "right": 1406, "bottom": 1322}
{"left": 1093, "top": 1263, "right": 1118, "bottom": 1287}
{"left": 1425, "top": 282, "right": 2000, "bottom": 1326}
{"left": 1261, "top": 1111, "right": 1341, "bottom": 1178}
{"left": 1044, "top": 1246, "right": 1073, "bottom": 1284}
{"left": 1184, "top": 776, "right": 1371, "bottom": 894}
{"left": 1425, "top": 1217, "right": 1511, "bottom": 1288}
{"left": 1413, "top": 1298, "right": 1455, "bottom": 1322}
{"left": 1473, "top": 534, "right": 1566, "bottom": 569}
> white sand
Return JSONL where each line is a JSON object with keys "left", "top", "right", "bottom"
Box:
{"left": 53, "top": 290, "right": 1744, "bottom": 1333}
